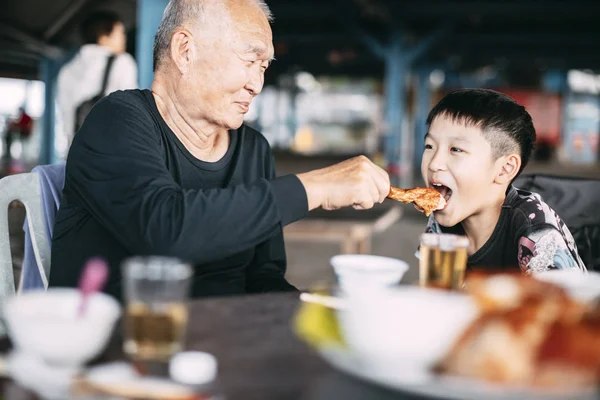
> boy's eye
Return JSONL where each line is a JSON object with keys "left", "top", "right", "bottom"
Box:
{"left": 450, "top": 147, "right": 463, "bottom": 153}
{"left": 424, "top": 144, "right": 434, "bottom": 150}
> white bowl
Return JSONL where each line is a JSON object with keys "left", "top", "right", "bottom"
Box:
{"left": 535, "top": 270, "right": 600, "bottom": 302}
{"left": 4, "top": 288, "right": 121, "bottom": 366}
{"left": 330, "top": 254, "right": 409, "bottom": 294}
{"left": 339, "top": 286, "right": 478, "bottom": 382}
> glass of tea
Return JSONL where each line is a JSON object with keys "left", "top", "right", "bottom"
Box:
{"left": 419, "top": 233, "right": 469, "bottom": 290}
{"left": 122, "top": 256, "right": 192, "bottom": 361}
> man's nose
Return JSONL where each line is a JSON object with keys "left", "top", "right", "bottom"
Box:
{"left": 245, "top": 68, "right": 264, "bottom": 96}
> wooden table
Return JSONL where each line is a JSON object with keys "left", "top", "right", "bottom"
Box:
{"left": 1, "top": 292, "right": 427, "bottom": 400}
{"left": 284, "top": 205, "right": 403, "bottom": 254}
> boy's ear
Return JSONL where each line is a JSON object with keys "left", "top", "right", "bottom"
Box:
{"left": 495, "top": 153, "right": 521, "bottom": 184}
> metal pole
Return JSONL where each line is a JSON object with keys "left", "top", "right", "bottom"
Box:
{"left": 136, "top": 0, "right": 170, "bottom": 89}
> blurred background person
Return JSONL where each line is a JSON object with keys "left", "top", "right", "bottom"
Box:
{"left": 2, "top": 106, "right": 33, "bottom": 172}
{"left": 56, "top": 10, "right": 138, "bottom": 155}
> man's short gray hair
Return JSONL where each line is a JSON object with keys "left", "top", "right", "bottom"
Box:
{"left": 153, "top": 0, "right": 273, "bottom": 71}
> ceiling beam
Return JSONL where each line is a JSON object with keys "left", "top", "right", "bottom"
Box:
{"left": 0, "top": 22, "right": 62, "bottom": 58}
{"left": 44, "top": 0, "right": 94, "bottom": 41}
{"left": 446, "top": 33, "right": 600, "bottom": 47}
{"left": 392, "top": 1, "right": 600, "bottom": 18}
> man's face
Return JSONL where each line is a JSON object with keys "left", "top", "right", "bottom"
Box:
{"left": 102, "top": 21, "right": 126, "bottom": 54}
{"left": 421, "top": 115, "right": 502, "bottom": 227}
{"left": 185, "top": 4, "right": 273, "bottom": 130}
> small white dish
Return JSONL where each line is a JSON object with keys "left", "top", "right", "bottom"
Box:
{"left": 85, "top": 362, "right": 196, "bottom": 400}
{"left": 4, "top": 288, "right": 121, "bottom": 366}
{"left": 330, "top": 254, "right": 409, "bottom": 294}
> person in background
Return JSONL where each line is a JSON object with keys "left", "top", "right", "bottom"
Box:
{"left": 2, "top": 107, "right": 33, "bottom": 170}
{"left": 56, "top": 10, "right": 138, "bottom": 155}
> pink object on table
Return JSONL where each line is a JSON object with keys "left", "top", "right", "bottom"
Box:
{"left": 77, "top": 257, "right": 109, "bottom": 317}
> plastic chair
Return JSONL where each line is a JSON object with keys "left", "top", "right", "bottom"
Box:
{"left": 0, "top": 172, "right": 51, "bottom": 300}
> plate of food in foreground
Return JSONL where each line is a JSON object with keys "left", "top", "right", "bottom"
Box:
{"left": 295, "top": 272, "right": 600, "bottom": 400}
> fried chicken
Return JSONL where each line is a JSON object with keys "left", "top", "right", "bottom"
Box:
{"left": 386, "top": 186, "right": 446, "bottom": 216}
{"left": 437, "top": 272, "right": 600, "bottom": 389}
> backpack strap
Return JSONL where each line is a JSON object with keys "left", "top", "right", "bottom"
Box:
{"left": 99, "top": 55, "right": 116, "bottom": 96}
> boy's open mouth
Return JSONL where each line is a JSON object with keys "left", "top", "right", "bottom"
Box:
{"left": 432, "top": 183, "right": 452, "bottom": 203}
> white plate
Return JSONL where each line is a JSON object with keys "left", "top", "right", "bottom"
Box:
{"left": 535, "top": 270, "right": 600, "bottom": 302}
{"left": 317, "top": 346, "right": 598, "bottom": 400}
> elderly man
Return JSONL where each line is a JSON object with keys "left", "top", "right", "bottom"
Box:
{"left": 50, "top": 0, "right": 390, "bottom": 299}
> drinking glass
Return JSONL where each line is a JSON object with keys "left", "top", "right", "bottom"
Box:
{"left": 122, "top": 256, "right": 192, "bottom": 361}
{"left": 419, "top": 233, "right": 469, "bottom": 290}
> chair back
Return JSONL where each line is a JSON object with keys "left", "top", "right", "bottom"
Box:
{"left": 514, "top": 174, "right": 600, "bottom": 271}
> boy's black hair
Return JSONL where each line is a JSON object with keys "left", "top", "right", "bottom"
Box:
{"left": 80, "top": 10, "right": 122, "bottom": 45}
{"left": 426, "top": 88, "right": 536, "bottom": 176}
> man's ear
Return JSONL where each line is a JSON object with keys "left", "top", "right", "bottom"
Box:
{"left": 169, "top": 29, "right": 195, "bottom": 74}
{"left": 495, "top": 153, "right": 521, "bottom": 185}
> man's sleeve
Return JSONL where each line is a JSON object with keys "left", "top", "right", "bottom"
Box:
{"left": 517, "top": 226, "right": 587, "bottom": 274}
{"left": 67, "top": 94, "right": 308, "bottom": 266}
{"left": 245, "top": 152, "right": 298, "bottom": 293}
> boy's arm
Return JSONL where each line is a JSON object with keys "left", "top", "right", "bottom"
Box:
{"left": 517, "top": 226, "right": 587, "bottom": 274}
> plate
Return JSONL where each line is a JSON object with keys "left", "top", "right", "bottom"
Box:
{"left": 317, "top": 346, "right": 598, "bottom": 400}
{"left": 534, "top": 270, "right": 600, "bottom": 302}
{"left": 82, "top": 362, "right": 200, "bottom": 400}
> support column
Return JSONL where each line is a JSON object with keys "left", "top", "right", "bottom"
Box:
{"left": 39, "top": 57, "right": 60, "bottom": 165}
{"left": 136, "top": 0, "right": 170, "bottom": 89}
{"left": 414, "top": 66, "right": 432, "bottom": 172}
{"left": 383, "top": 31, "right": 409, "bottom": 187}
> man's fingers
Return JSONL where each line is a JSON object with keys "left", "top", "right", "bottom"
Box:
{"left": 366, "top": 161, "right": 391, "bottom": 203}
{"left": 375, "top": 173, "right": 391, "bottom": 203}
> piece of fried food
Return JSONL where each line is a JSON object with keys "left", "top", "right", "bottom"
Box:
{"left": 465, "top": 271, "right": 579, "bottom": 318}
{"left": 438, "top": 272, "right": 598, "bottom": 388}
{"left": 535, "top": 317, "right": 600, "bottom": 388}
{"left": 387, "top": 186, "right": 445, "bottom": 216}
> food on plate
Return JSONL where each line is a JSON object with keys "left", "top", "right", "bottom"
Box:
{"left": 437, "top": 272, "right": 600, "bottom": 388}
{"left": 387, "top": 187, "right": 446, "bottom": 216}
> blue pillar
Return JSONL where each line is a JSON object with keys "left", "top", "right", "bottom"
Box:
{"left": 136, "top": 0, "right": 170, "bottom": 89}
{"left": 414, "top": 67, "right": 432, "bottom": 172}
{"left": 40, "top": 57, "right": 60, "bottom": 165}
{"left": 384, "top": 31, "right": 409, "bottom": 187}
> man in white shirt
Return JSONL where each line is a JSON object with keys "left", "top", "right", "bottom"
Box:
{"left": 57, "top": 11, "right": 138, "bottom": 157}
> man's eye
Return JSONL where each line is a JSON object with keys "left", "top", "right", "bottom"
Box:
{"left": 450, "top": 147, "right": 463, "bottom": 153}
{"left": 424, "top": 144, "right": 433, "bottom": 150}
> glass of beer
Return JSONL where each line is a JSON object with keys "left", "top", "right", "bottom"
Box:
{"left": 419, "top": 233, "right": 469, "bottom": 290}
{"left": 122, "top": 256, "right": 192, "bottom": 361}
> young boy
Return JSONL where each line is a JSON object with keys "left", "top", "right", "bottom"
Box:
{"left": 421, "top": 88, "right": 586, "bottom": 274}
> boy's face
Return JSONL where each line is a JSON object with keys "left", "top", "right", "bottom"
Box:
{"left": 421, "top": 115, "right": 503, "bottom": 227}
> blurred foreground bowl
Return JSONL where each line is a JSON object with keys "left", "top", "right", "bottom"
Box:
{"left": 339, "top": 286, "right": 478, "bottom": 382}
{"left": 4, "top": 288, "right": 121, "bottom": 366}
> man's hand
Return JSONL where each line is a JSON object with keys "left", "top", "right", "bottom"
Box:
{"left": 296, "top": 155, "right": 390, "bottom": 211}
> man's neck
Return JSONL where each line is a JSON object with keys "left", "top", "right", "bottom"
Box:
{"left": 460, "top": 193, "right": 506, "bottom": 255}
{"left": 151, "top": 79, "right": 229, "bottom": 162}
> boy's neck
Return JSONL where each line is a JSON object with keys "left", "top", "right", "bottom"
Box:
{"left": 460, "top": 195, "right": 506, "bottom": 255}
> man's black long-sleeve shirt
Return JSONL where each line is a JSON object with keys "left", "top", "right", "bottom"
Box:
{"left": 50, "top": 89, "right": 308, "bottom": 300}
